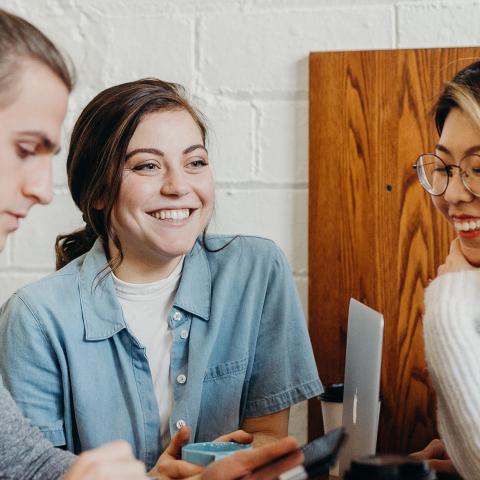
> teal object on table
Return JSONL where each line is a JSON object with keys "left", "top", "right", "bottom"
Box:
{"left": 182, "top": 442, "right": 252, "bottom": 466}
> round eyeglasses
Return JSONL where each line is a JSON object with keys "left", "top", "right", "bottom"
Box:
{"left": 413, "top": 153, "right": 480, "bottom": 197}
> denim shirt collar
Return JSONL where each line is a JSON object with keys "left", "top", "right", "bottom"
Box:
{"left": 79, "top": 239, "right": 211, "bottom": 341}
{"left": 173, "top": 241, "right": 211, "bottom": 322}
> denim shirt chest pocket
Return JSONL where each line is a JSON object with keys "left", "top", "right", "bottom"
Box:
{"left": 196, "top": 356, "right": 249, "bottom": 440}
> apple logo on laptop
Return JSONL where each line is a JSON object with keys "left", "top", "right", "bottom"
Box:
{"left": 353, "top": 388, "right": 358, "bottom": 425}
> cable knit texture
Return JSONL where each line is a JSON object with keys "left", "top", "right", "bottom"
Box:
{"left": 0, "top": 382, "right": 74, "bottom": 479}
{"left": 424, "top": 270, "right": 480, "bottom": 480}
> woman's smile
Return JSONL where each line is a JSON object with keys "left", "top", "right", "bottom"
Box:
{"left": 110, "top": 108, "right": 214, "bottom": 280}
{"left": 148, "top": 208, "right": 192, "bottom": 221}
{"left": 431, "top": 108, "right": 480, "bottom": 263}
{"left": 452, "top": 214, "right": 480, "bottom": 237}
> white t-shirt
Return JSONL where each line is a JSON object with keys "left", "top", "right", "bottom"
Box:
{"left": 112, "top": 259, "right": 184, "bottom": 448}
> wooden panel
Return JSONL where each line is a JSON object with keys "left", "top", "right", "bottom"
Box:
{"left": 308, "top": 48, "right": 480, "bottom": 453}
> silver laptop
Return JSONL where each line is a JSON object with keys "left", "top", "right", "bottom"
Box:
{"left": 338, "top": 298, "right": 384, "bottom": 475}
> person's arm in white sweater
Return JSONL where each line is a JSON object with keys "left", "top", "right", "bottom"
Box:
{"left": 424, "top": 267, "right": 480, "bottom": 480}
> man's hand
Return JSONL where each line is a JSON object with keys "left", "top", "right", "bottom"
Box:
{"left": 213, "top": 430, "right": 254, "bottom": 444}
{"left": 199, "top": 436, "right": 302, "bottom": 480}
{"left": 437, "top": 238, "right": 476, "bottom": 276}
{"left": 411, "top": 438, "right": 459, "bottom": 476}
{"left": 150, "top": 427, "right": 253, "bottom": 479}
{"left": 149, "top": 426, "right": 203, "bottom": 479}
{"left": 64, "top": 441, "right": 147, "bottom": 480}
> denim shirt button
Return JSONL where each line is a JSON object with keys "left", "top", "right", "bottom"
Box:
{"left": 173, "top": 311, "right": 182, "bottom": 321}
{"left": 176, "top": 374, "right": 187, "bottom": 384}
{"left": 180, "top": 329, "right": 189, "bottom": 339}
{"left": 176, "top": 419, "right": 186, "bottom": 429}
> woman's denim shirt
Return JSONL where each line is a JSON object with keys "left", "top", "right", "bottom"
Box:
{"left": 0, "top": 235, "right": 322, "bottom": 470}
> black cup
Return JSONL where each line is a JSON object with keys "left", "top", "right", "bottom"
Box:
{"left": 344, "top": 454, "right": 437, "bottom": 480}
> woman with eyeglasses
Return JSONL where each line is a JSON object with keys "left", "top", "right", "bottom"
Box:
{"left": 412, "top": 61, "right": 480, "bottom": 479}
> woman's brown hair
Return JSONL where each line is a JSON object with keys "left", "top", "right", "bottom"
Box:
{"left": 0, "top": 8, "right": 73, "bottom": 101}
{"left": 55, "top": 78, "right": 208, "bottom": 270}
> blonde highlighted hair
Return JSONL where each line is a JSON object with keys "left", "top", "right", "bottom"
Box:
{"left": 435, "top": 61, "right": 480, "bottom": 133}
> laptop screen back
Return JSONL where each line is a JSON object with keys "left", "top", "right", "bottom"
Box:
{"left": 338, "top": 298, "right": 384, "bottom": 475}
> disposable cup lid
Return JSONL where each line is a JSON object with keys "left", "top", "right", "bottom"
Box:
{"left": 318, "top": 383, "right": 343, "bottom": 403}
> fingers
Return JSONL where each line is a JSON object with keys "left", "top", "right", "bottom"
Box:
{"left": 231, "top": 437, "right": 299, "bottom": 471}
{"left": 449, "top": 238, "right": 467, "bottom": 262}
{"left": 427, "top": 438, "right": 449, "bottom": 459}
{"left": 64, "top": 441, "right": 147, "bottom": 480}
{"left": 428, "top": 459, "right": 459, "bottom": 475}
{"left": 80, "top": 440, "right": 135, "bottom": 461}
{"left": 450, "top": 237, "right": 461, "bottom": 254}
{"left": 249, "top": 449, "right": 304, "bottom": 480}
{"left": 79, "top": 460, "right": 147, "bottom": 480}
{"left": 436, "top": 237, "right": 475, "bottom": 276}
{"left": 155, "top": 459, "right": 204, "bottom": 478}
{"left": 411, "top": 439, "right": 447, "bottom": 461}
{"left": 200, "top": 438, "right": 300, "bottom": 480}
{"left": 164, "top": 426, "right": 191, "bottom": 458}
{"left": 214, "top": 430, "right": 254, "bottom": 444}
{"left": 410, "top": 440, "right": 459, "bottom": 477}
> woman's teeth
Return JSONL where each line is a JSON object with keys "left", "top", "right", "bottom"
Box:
{"left": 454, "top": 219, "right": 480, "bottom": 232}
{"left": 150, "top": 209, "right": 190, "bottom": 220}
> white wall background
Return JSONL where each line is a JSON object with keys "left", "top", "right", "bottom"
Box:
{"left": 0, "top": 0, "right": 479, "bottom": 443}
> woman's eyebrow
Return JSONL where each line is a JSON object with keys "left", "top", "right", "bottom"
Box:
{"left": 464, "top": 145, "right": 480, "bottom": 155}
{"left": 435, "top": 143, "right": 480, "bottom": 156}
{"left": 125, "top": 145, "right": 207, "bottom": 159}
{"left": 126, "top": 148, "right": 164, "bottom": 159}
{"left": 183, "top": 144, "right": 208, "bottom": 155}
{"left": 435, "top": 144, "right": 451, "bottom": 155}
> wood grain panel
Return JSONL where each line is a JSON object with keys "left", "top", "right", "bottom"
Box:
{"left": 308, "top": 48, "right": 480, "bottom": 452}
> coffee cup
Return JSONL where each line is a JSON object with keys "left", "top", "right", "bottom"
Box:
{"left": 319, "top": 384, "right": 344, "bottom": 476}
{"left": 344, "top": 454, "right": 437, "bottom": 479}
{"left": 182, "top": 441, "right": 251, "bottom": 466}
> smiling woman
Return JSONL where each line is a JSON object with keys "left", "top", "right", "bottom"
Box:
{"left": 110, "top": 109, "right": 214, "bottom": 282}
{"left": 428, "top": 108, "right": 480, "bottom": 265}
{"left": 411, "top": 61, "right": 480, "bottom": 479}
{"left": 0, "top": 78, "right": 322, "bottom": 477}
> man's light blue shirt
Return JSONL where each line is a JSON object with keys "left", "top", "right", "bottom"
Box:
{"left": 0, "top": 235, "right": 322, "bottom": 470}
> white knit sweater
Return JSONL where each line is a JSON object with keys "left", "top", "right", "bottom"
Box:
{"left": 424, "top": 270, "right": 480, "bottom": 480}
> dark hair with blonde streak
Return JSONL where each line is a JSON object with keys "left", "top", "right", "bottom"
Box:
{"left": 55, "top": 78, "right": 208, "bottom": 270}
{"left": 435, "top": 60, "right": 480, "bottom": 134}
{"left": 0, "top": 8, "right": 73, "bottom": 102}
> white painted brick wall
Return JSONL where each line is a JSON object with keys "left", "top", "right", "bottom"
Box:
{"left": 10, "top": 192, "right": 82, "bottom": 269}
{"left": 213, "top": 189, "right": 308, "bottom": 273}
{"left": 200, "top": 7, "right": 394, "bottom": 93}
{"left": 398, "top": 2, "right": 480, "bottom": 47}
{"left": 0, "top": 0, "right": 477, "bottom": 445}
{"left": 0, "top": 272, "right": 46, "bottom": 305}
{"left": 197, "top": 98, "right": 253, "bottom": 182}
{"left": 258, "top": 100, "right": 308, "bottom": 183}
